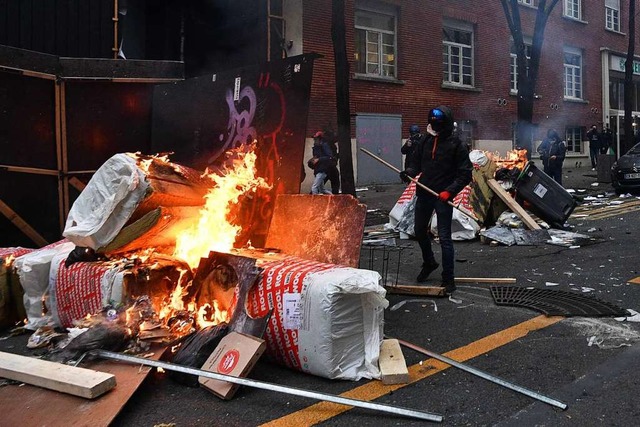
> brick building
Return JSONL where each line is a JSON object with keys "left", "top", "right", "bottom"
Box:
{"left": 287, "top": 0, "right": 640, "bottom": 185}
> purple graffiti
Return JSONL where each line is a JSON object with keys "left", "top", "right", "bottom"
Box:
{"left": 208, "top": 86, "right": 257, "bottom": 163}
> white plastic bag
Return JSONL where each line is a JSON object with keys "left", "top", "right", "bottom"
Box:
{"left": 13, "top": 241, "right": 75, "bottom": 330}
{"left": 63, "top": 154, "right": 149, "bottom": 249}
{"left": 431, "top": 208, "right": 480, "bottom": 241}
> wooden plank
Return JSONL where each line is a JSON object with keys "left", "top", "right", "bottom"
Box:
{"left": 0, "top": 164, "right": 58, "bottom": 175}
{"left": 0, "top": 351, "right": 115, "bottom": 399}
{"left": 487, "top": 179, "right": 541, "bottom": 230}
{"left": 68, "top": 176, "right": 87, "bottom": 192}
{"left": 0, "top": 198, "right": 49, "bottom": 247}
{"left": 0, "top": 351, "right": 164, "bottom": 427}
{"left": 385, "top": 284, "right": 445, "bottom": 297}
{"left": 627, "top": 277, "right": 640, "bottom": 285}
{"left": 379, "top": 339, "right": 409, "bottom": 385}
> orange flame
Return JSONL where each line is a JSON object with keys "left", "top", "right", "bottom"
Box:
{"left": 493, "top": 149, "right": 528, "bottom": 170}
{"left": 3, "top": 254, "right": 15, "bottom": 267}
{"left": 173, "top": 143, "right": 271, "bottom": 269}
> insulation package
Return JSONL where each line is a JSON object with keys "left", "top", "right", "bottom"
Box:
{"left": 247, "top": 257, "right": 387, "bottom": 381}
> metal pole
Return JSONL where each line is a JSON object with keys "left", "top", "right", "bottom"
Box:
{"left": 392, "top": 338, "right": 567, "bottom": 410}
{"left": 91, "top": 350, "right": 443, "bottom": 423}
{"left": 359, "top": 147, "right": 477, "bottom": 220}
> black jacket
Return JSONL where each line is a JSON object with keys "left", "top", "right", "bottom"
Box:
{"left": 405, "top": 107, "right": 472, "bottom": 197}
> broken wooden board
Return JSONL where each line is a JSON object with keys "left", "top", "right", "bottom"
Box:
{"left": 385, "top": 284, "right": 446, "bottom": 297}
{"left": 265, "top": 194, "right": 366, "bottom": 268}
{"left": 0, "top": 350, "right": 164, "bottom": 427}
{"left": 102, "top": 206, "right": 201, "bottom": 253}
{"left": 379, "top": 339, "right": 409, "bottom": 385}
{"left": 487, "top": 179, "right": 541, "bottom": 230}
{"left": 628, "top": 276, "right": 640, "bottom": 285}
{"left": 0, "top": 351, "right": 115, "bottom": 399}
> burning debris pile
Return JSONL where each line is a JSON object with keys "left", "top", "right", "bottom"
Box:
{"left": 1, "top": 141, "right": 388, "bottom": 412}
{"left": 2, "top": 145, "right": 273, "bottom": 360}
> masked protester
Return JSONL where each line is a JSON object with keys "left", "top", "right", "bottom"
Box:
{"left": 401, "top": 124, "right": 422, "bottom": 172}
{"left": 399, "top": 106, "right": 472, "bottom": 295}
{"left": 537, "top": 129, "right": 566, "bottom": 185}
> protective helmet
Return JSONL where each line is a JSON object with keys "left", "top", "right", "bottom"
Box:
{"left": 409, "top": 124, "right": 420, "bottom": 135}
{"left": 428, "top": 108, "right": 447, "bottom": 133}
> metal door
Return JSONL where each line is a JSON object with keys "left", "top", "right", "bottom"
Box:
{"left": 356, "top": 114, "right": 402, "bottom": 185}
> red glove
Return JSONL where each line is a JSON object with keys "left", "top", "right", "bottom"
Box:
{"left": 438, "top": 191, "right": 451, "bottom": 202}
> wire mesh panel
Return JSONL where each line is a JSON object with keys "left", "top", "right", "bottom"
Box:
{"left": 359, "top": 240, "right": 410, "bottom": 286}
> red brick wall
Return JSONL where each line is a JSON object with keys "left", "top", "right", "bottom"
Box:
{"left": 303, "top": 0, "right": 640, "bottom": 145}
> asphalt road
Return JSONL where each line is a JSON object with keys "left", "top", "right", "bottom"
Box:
{"left": 2, "top": 164, "right": 640, "bottom": 426}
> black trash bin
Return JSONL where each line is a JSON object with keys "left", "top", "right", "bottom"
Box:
{"left": 514, "top": 161, "right": 577, "bottom": 226}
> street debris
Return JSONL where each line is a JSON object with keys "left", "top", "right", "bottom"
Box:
{"left": 390, "top": 299, "right": 438, "bottom": 312}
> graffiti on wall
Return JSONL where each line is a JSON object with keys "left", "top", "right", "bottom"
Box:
{"left": 151, "top": 54, "right": 316, "bottom": 246}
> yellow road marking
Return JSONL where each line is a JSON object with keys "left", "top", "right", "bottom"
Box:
{"left": 572, "top": 199, "right": 640, "bottom": 220}
{"left": 260, "top": 315, "right": 563, "bottom": 427}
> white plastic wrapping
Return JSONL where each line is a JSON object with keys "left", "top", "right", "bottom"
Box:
{"left": 296, "top": 268, "right": 388, "bottom": 380}
{"left": 248, "top": 260, "right": 387, "bottom": 381}
{"left": 63, "top": 153, "right": 149, "bottom": 249}
{"left": 13, "top": 241, "right": 75, "bottom": 330}
{"left": 431, "top": 209, "right": 480, "bottom": 241}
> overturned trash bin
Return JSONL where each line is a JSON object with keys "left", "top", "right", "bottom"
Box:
{"left": 514, "top": 161, "right": 577, "bottom": 227}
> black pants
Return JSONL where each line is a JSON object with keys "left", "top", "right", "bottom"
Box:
{"left": 414, "top": 195, "right": 455, "bottom": 282}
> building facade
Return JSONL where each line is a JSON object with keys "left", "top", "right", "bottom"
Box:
{"left": 290, "top": 0, "right": 640, "bottom": 185}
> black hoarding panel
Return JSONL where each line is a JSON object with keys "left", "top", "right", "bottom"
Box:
{"left": 0, "top": 73, "right": 56, "bottom": 169}
{"left": 0, "top": 173, "right": 61, "bottom": 247}
{"left": 65, "top": 82, "right": 155, "bottom": 171}
{"left": 151, "top": 54, "right": 317, "bottom": 245}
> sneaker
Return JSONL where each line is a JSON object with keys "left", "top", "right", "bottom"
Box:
{"left": 443, "top": 280, "right": 456, "bottom": 295}
{"left": 417, "top": 261, "right": 439, "bottom": 283}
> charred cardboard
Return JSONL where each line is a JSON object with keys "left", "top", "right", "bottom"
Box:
{"left": 198, "top": 331, "right": 266, "bottom": 399}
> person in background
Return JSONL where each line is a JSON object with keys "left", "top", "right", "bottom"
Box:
{"left": 601, "top": 124, "right": 613, "bottom": 155}
{"left": 401, "top": 124, "right": 422, "bottom": 171}
{"left": 586, "top": 124, "right": 601, "bottom": 170}
{"left": 537, "top": 128, "right": 566, "bottom": 185}
{"left": 308, "top": 131, "right": 336, "bottom": 195}
{"left": 400, "top": 106, "right": 472, "bottom": 295}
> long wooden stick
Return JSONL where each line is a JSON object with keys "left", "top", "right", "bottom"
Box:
{"left": 359, "top": 148, "right": 477, "bottom": 220}
{"left": 0, "top": 199, "right": 49, "bottom": 247}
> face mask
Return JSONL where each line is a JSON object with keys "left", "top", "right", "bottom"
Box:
{"left": 428, "top": 109, "right": 446, "bottom": 133}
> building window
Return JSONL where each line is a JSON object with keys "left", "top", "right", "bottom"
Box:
{"left": 518, "top": 0, "right": 534, "bottom": 5}
{"left": 564, "top": 0, "right": 582, "bottom": 20}
{"left": 565, "top": 127, "right": 583, "bottom": 153}
{"left": 442, "top": 21, "right": 474, "bottom": 87}
{"left": 355, "top": 5, "right": 397, "bottom": 78}
{"left": 457, "top": 120, "right": 475, "bottom": 149}
{"left": 268, "top": 0, "right": 285, "bottom": 61}
{"left": 564, "top": 47, "right": 582, "bottom": 99}
{"left": 510, "top": 42, "right": 531, "bottom": 92}
{"left": 606, "top": 0, "right": 621, "bottom": 32}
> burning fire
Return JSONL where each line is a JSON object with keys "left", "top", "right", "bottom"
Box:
{"left": 492, "top": 149, "right": 528, "bottom": 170}
{"left": 173, "top": 143, "right": 271, "bottom": 269}
{"left": 4, "top": 254, "right": 15, "bottom": 267}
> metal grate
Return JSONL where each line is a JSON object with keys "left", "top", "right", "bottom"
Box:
{"left": 360, "top": 242, "right": 410, "bottom": 286}
{"left": 490, "top": 286, "right": 628, "bottom": 317}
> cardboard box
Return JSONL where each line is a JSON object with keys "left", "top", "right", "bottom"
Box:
{"left": 198, "top": 331, "right": 266, "bottom": 400}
